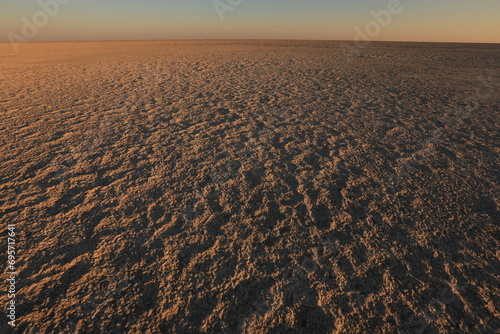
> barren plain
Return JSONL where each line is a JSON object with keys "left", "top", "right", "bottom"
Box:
{"left": 0, "top": 40, "right": 499, "bottom": 333}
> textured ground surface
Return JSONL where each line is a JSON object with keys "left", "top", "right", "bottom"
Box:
{"left": 0, "top": 40, "right": 499, "bottom": 333}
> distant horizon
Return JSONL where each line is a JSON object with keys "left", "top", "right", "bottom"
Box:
{"left": 2, "top": 38, "right": 500, "bottom": 45}
{"left": 3, "top": 0, "right": 499, "bottom": 44}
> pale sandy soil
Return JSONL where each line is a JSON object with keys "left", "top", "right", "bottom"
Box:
{"left": 0, "top": 40, "right": 499, "bottom": 333}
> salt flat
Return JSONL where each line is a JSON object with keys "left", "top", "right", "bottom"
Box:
{"left": 0, "top": 40, "right": 499, "bottom": 333}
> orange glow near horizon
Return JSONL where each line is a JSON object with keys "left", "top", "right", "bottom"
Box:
{"left": 2, "top": 0, "right": 499, "bottom": 44}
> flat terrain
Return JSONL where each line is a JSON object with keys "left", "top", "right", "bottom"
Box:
{"left": 0, "top": 40, "right": 499, "bottom": 333}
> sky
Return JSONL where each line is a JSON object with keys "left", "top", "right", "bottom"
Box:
{"left": 2, "top": 0, "right": 499, "bottom": 43}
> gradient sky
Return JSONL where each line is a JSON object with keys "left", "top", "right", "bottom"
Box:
{"left": 2, "top": 0, "right": 499, "bottom": 43}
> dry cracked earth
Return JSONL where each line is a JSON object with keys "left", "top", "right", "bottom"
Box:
{"left": 0, "top": 40, "right": 499, "bottom": 333}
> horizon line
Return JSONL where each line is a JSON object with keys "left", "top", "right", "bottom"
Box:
{"left": 2, "top": 38, "right": 500, "bottom": 46}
